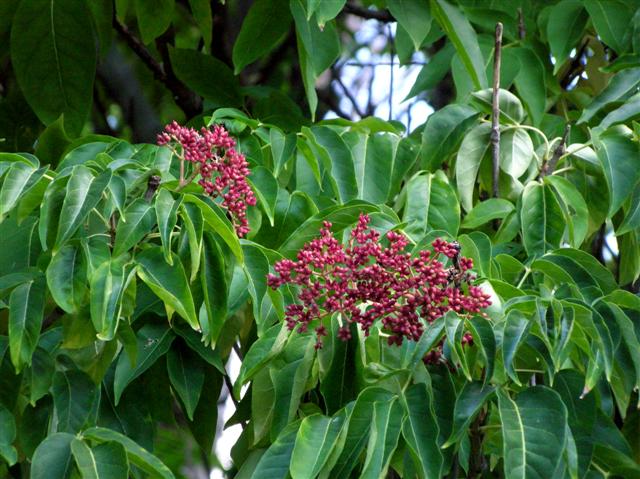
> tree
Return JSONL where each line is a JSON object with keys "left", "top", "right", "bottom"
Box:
{"left": 1, "top": 0, "right": 640, "bottom": 477}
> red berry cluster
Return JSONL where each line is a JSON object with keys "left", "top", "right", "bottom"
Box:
{"left": 267, "top": 214, "right": 492, "bottom": 351}
{"left": 157, "top": 121, "right": 256, "bottom": 237}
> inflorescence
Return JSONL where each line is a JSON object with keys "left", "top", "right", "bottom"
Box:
{"left": 267, "top": 214, "right": 491, "bottom": 356}
{"left": 158, "top": 121, "right": 256, "bottom": 237}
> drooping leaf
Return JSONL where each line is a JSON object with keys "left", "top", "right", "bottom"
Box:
{"left": 90, "top": 260, "right": 131, "bottom": 341}
{"left": 155, "top": 189, "right": 181, "bottom": 265}
{"left": 10, "top": 0, "right": 97, "bottom": 135}
{"left": 360, "top": 398, "right": 404, "bottom": 479}
{"left": 520, "top": 182, "right": 565, "bottom": 257}
{"left": 290, "top": 414, "right": 346, "bottom": 479}
{"left": 251, "top": 421, "right": 301, "bottom": 478}
{"left": 444, "top": 382, "right": 495, "bottom": 447}
{"left": 579, "top": 68, "right": 640, "bottom": 124}
{"left": 249, "top": 166, "right": 279, "bottom": 226}
{"left": 200, "top": 232, "right": 227, "bottom": 347}
{"left": 47, "top": 243, "right": 87, "bottom": 314}
{"left": 8, "top": 276, "right": 46, "bottom": 372}
{"left": 166, "top": 341, "right": 205, "bottom": 420}
{"left": 456, "top": 123, "right": 491, "bottom": 212}
{"left": 387, "top": 0, "right": 432, "bottom": 51}
{"left": 113, "top": 199, "right": 156, "bottom": 257}
{"left": 52, "top": 369, "right": 98, "bottom": 433}
{"left": 0, "top": 162, "right": 46, "bottom": 221}
{"left": 31, "top": 433, "right": 76, "bottom": 479}
{"left": 584, "top": 0, "right": 633, "bottom": 55}
{"left": 547, "top": 0, "right": 589, "bottom": 74}
{"left": 134, "top": 0, "right": 174, "bottom": 44}
{"left": 71, "top": 439, "right": 130, "bottom": 479}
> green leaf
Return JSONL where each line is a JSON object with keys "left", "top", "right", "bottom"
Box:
{"left": 113, "top": 198, "right": 156, "bottom": 257}
{"left": 180, "top": 202, "right": 203, "bottom": 282}
{"left": 8, "top": 277, "right": 46, "bottom": 372}
{"left": 310, "top": 126, "right": 358, "bottom": 203}
{"left": 502, "top": 310, "right": 531, "bottom": 385}
{"left": 113, "top": 323, "right": 175, "bottom": 403}
{"left": 500, "top": 128, "right": 533, "bottom": 178}
{"left": 619, "top": 183, "right": 640, "bottom": 235}
{"left": 584, "top": 0, "right": 633, "bottom": 55}
{"left": 52, "top": 369, "right": 98, "bottom": 433}
{"left": 544, "top": 175, "right": 589, "bottom": 248}
{"left": 419, "top": 104, "right": 478, "bottom": 171}
{"left": 290, "top": 414, "right": 345, "bottom": 479}
{"left": 402, "top": 383, "right": 443, "bottom": 479}
{"left": 497, "top": 387, "right": 569, "bottom": 479}
{"left": 456, "top": 123, "right": 490, "bottom": 212}
{"left": 320, "top": 319, "right": 357, "bottom": 415}
{"left": 166, "top": 341, "right": 204, "bottom": 420}
{"left": 182, "top": 194, "right": 243, "bottom": 262}
{"left": 520, "top": 182, "right": 565, "bottom": 257}
{"left": 594, "top": 129, "right": 640, "bottom": 217}
{"left": 10, "top": 0, "right": 97, "bottom": 135}
{"left": 155, "top": 189, "right": 181, "bottom": 265}
{"left": 47, "top": 243, "right": 87, "bottom": 314}
{"left": 431, "top": 0, "right": 486, "bottom": 89}
{"left": 462, "top": 199, "right": 514, "bottom": 229}
{"left": 513, "top": 47, "right": 546, "bottom": 126}
{"left": 578, "top": 68, "right": 640, "bottom": 124}
{"left": 270, "top": 128, "right": 297, "bottom": 176}
{"left": 387, "top": 0, "right": 432, "bottom": 51}
{"left": 444, "top": 382, "right": 495, "bottom": 447}
{"left": 232, "top": 0, "right": 291, "bottom": 73}
{"left": 289, "top": 0, "right": 340, "bottom": 76}
{"left": 547, "top": 0, "right": 589, "bottom": 74}
{"left": 251, "top": 421, "right": 301, "bottom": 478}
{"left": 168, "top": 47, "right": 241, "bottom": 106}
{"left": 242, "top": 243, "right": 270, "bottom": 329}
{"left": 90, "top": 260, "right": 131, "bottom": 341}
{"left": 136, "top": 247, "right": 198, "bottom": 329}
{"left": 600, "top": 92, "right": 640, "bottom": 129}
{"left": 0, "top": 162, "right": 46, "bottom": 221}
{"left": 470, "top": 89, "right": 525, "bottom": 125}
{"left": 0, "top": 404, "right": 17, "bottom": 466}
{"left": 249, "top": 166, "right": 278, "bottom": 226}
{"left": 278, "top": 201, "right": 379, "bottom": 258}
{"left": 83, "top": 427, "right": 175, "bottom": 479}
{"left": 31, "top": 433, "right": 75, "bottom": 479}
{"left": 55, "top": 167, "right": 112, "bottom": 250}
{"left": 360, "top": 398, "right": 403, "bottom": 479}
{"left": 200, "top": 232, "right": 227, "bottom": 347}
{"left": 188, "top": 0, "right": 212, "bottom": 47}
{"left": 71, "top": 439, "right": 129, "bottom": 479}
{"left": 135, "top": 0, "right": 174, "bottom": 44}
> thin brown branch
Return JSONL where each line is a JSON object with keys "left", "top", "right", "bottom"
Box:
{"left": 540, "top": 124, "right": 570, "bottom": 177}
{"left": 332, "top": 69, "right": 365, "bottom": 118}
{"left": 491, "top": 23, "right": 503, "bottom": 199}
{"left": 113, "top": 17, "right": 166, "bottom": 84}
{"left": 560, "top": 40, "right": 588, "bottom": 89}
{"left": 343, "top": 2, "right": 394, "bottom": 22}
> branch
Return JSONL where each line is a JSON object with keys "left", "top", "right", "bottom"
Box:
{"left": 112, "top": 16, "right": 201, "bottom": 118}
{"left": 540, "top": 124, "right": 571, "bottom": 177}
{"left": 491, "top": 23, "right": 503, "bottom": 199}
{"left": 343, "top": 2, "right": 394, "bottom": 22}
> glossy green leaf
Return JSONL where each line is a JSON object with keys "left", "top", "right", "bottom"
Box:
{"left": 155, "top": 189, "right": 180, "bottom": 265}
{"left": 52, "top": 369, "right": 98, "bottom": 433}
{"left": 470, "top": 89, "right": 525, "bottom": 125}
{"left": 10, "top": 0, "right": 97, "bottom": 135}
{"left": 200, "top": 232, "right": 227, "bottom": 346}
{"left": 47, "top": 244, "right": 87, "bottom": 314}
{"left": 232, "top": 0, "right": 291, "bottom": 73}
{"left": 502, "top": 310, "right": 531, "bottom": 385}
{"left": 456, "top": 123, "right": 491, "bottom": 212}
{"left": 8, "top": 277, "right": 46, "bottom": 372}
{"left": 0, "top": 404, "right": 17, "bottom": 465}
{"left": 444, "top": 382, "right": 495, "bottom": 447}
{"left": 249, "top": 166, "right": 278, "bottom": 226}
{"left": 251, "top": 421, "right": 300, "bottom": 478}
{"left": 497, "top": 387, "right": 569, "bottom": 479}
{"left": 83, "top": 427, "right": 175, "bottom": 479}
{"left": 520, "top": 182, "right": 565, "bottom": 257}
{"left": 579, "top": 68, "right": 640, "bottom": 124}
{"left": 270, "top": 128, "right": 297, "bottom": 176}
{"left": 358, "top": 132, "right": 400, "bottom": 204}
{"left": 420, "top": 104, "right": 478, "bottom": 171}
{"left": 310, "top": 126, "right": 358, "bottom": 203}
{"left": 71, "top": 439, "right": 129, "bottom": 479}
{"left": 0, "top": 162, "right": 46, "bottom": 221}
{"left": 462, "top": 198, "right": 514, "bottom": 229}
{"left": 547, "top": 0, "right": 589, "bottom": 73}
{"left": 136, "top": 247, "right": 198, "bottom": 329}
{"left": 431, "top": 0, "right": 486, "bottom": 89}
{"left": 513, "top": 47, "right": 546, "bottom": 126}
{"left": 113, "top": 323, "right": 175, "bottom": 403}
{"left": 544, "top": 175, "right": 589, "bottom": 248}
{"left": 594, "top": 129, "right": 640, "bottom": 217}
{"left": 619, "top": 183, "right": 640, "bottom": 234}
{"left": 113, "top": 198, "right": 156, "bottom": 257}
{"left": 361, "top": 398, "right": 403, "bottom": 479}
{"left": 31, "top": 433, "right": 75, "bottom": 479}
{"left": 135, "top": 0, "right": 174, "bottom": 44}
{"left": 500, "top": 128, "right": 533, "bottom": 178}
{"left": 387, "top": 0, "right": 431, "bottom": 51}
{"left": 90, "top": 260, "right": 131, "bottom": 341}
{"left": 599, "top": 92, "right": 640, "bottom": 130}
{"left": 55, "top": 167, "right": 112, "bottom": 250}
{"left": 584, "top": 0, "right": 633, "bottom": 55}
{"left": 402, "top": 382, "right": 443, "bottom": 479}
{"left": 182, "top": 194, "right": 243, "bottom": 262}
{"left": 180, "top": 202, "right": 203, "bottom": 282}
{"left": 166, "top": 341, "right": 204, "bottom": 420}
{"left": 290, "top": 414, "right": 345, "bottom": 479}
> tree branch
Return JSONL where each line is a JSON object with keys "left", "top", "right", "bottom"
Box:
{"left": 540, "top": 124, "right": 570, "bottom": 177}
{"left": 343, "top": 2, "right": 394, "bottom": 22}
{"left": 491, "top": 23, "right": 503, "bottom": 199}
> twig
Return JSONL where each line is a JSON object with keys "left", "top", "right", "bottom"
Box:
{"left": 388, "top": 24, "right": 394, "bottom": 121}
{"left": 491, "top": 23, "right": 503, "bottom": 199}
{"left": 560, "top": 40, "right": 588, "bottom": 89}
{"left": 540, "top": 124, "right": 571, "bottom": 177}
{"left": 518, "top": 8, "right": 526, "bottom": 40}
{"left": 331, "top": 68, "right": 365, "bottom": 118}
{"left": 343, "top": 2, "right": 394, "bottom": 22}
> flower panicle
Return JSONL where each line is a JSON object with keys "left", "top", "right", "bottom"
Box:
{"left": 267, "top": 214, "right": 491, "bottom": 358}
{"left": 158, "top": 121, "right": 256, "bottom": 237}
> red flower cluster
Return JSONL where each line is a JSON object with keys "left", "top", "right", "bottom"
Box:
{"left": 267, "top": 214, "right": 491, "bottom": 351}
{"left": 158, "top": 121, "right": 256, "bottom": 237}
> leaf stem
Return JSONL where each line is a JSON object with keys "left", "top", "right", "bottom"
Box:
{"left": 491, "top": 22, "right": 503, "bottom": 199}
